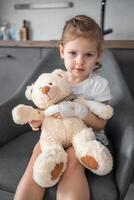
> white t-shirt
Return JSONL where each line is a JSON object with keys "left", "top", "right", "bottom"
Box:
{"left": 71, "top": 72, "right": 112, "bottom": 102}
{"left": 71, "top": 72, "right": 112, "bottom": 146}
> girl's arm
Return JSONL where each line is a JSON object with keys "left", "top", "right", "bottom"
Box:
{"left": 83, "top": 111, "right": 106, "bottom": 131}
{"left": 44, "top": 100, "right": 112, "bottom": 132}
{"left": 83, "top": 100, "right": 109, "bottom": 131}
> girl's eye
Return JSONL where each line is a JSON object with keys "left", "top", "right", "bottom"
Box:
{"left": 86, "top": 53, "right": 94, "bottom": 57}
{"left": 69, "top": 51, "right": 76, "bottom": 56}
{"left": 48, "top": 82, "right": 53, "bottom": 85}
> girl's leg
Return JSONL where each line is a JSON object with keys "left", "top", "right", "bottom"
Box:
{"left": 14, "top": 142, "right": 45, "bottom": 200}
{"left": 56, "top": 146, "right": 90, "bottom": 200}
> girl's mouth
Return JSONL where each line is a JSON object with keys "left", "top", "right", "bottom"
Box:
{"left": 75, "top": 68, "right": 85, "bottom": 72}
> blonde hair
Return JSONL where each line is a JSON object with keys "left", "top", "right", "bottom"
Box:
{"left": 60, "top": 15, "right": 103, "bottom": 55}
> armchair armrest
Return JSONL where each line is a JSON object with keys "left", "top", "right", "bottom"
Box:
{"left": 0, "top": 93, "right": 30, "bottom": 147}
{"left": 0, "top": 48, "right": 62, "bottom": 147}
{"left": 106, "top": 101, "right": 134, "bottom": 200}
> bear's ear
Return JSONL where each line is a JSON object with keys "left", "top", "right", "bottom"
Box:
{"left": 52, "top": 69, "right": 67, "bottom": 79}
{"left": 25, "top": 84, "right": 33, "bottom": 100}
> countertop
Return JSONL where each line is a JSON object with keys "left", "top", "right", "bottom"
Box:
{"left": 0, "top": 40, "right": 134, "bottom": 49}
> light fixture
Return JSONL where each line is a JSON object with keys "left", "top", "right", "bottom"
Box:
{"left": 14, "top": 2, "right": 74, "bottom": 10}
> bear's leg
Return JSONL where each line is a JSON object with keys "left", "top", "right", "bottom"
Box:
{"left": 72, "top": 128, "right": 113, "bottom": 175}
{"left": 33, "top": 143, "right": 67, "bottom": 187}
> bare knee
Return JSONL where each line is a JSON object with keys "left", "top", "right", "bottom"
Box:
{"left": 32, "top": 142, "right": 42, "bottom": 155}
{"left": 57, "top": 190, "right": 90, "bottom": 200}
{"left": 23, "top": 142, "right": 42, "bottom": 177}
{"left": 56, "top": 147, "right": 87, "bottom": 200}
{"left": 31, "top": 142, "right": 42, "bottom": 161}
{"left": 57, "top": 193, "right": 89, "bottom": 200}
{"left": 66, "top": 146, "right": 84, "bottom": 172}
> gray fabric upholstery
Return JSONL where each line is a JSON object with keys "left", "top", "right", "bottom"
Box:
{"left": 0, "top": 48, "right": 134, "bottom": 200}
{"left": 0, "top": 190, "right": 14, "bottom": 200}
{"left": 0, "top": 132, "right": 39, "bottom": 192}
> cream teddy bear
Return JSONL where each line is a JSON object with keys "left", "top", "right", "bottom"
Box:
{"left": 12, "top": 69, "right": 113, "bottom": 187}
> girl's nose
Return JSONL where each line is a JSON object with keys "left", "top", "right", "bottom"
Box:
{"left": 76, "top": 55, "right": 84, "bottom": 65}
{"left": 41, "top": 86, "right": 50, "bottom": 94}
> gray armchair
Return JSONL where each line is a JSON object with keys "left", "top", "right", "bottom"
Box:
{"left": 0, "top": 48, "right": 134, "bottom": 200}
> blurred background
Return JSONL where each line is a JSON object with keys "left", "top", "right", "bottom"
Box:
{"left": 0, "top": 0, "right": 134, "bottom": 40}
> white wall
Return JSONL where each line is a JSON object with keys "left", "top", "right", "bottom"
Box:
{"left": 0, "top": 0, "right": 134, "bottom": 40}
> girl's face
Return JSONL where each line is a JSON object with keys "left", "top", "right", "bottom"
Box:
{"left": 60, "top": 37, "right": 101, "bottom": 83}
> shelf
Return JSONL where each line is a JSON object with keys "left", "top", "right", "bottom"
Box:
{"left": 0, "top": 40, "right": 134, "bottom": 49}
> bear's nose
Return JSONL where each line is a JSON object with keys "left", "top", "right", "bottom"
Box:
{"left": 41, "top": 86, "right": 50, "bottom": 94}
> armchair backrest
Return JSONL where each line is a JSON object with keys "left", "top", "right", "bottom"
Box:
{"left": 0, "top": 47, "right": 133, "bottom": 147}
{"left": 100, "top": 49, "right": 133, "bottom": 106}
{"left": 22, "top": 48, "right": 133, "bottom": 107}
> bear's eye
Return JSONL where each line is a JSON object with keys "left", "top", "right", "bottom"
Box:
{"left": 48, "top": 82, "right": 53, "bottom": 85}
{"left": 57, "top": 74, "right": 63, "bottom": 78}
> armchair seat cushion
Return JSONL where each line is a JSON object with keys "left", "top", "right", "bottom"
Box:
{"left": 0, "top": 130, "right": 118, "bottom": 200}
{"left": 87, "top": 170, "right": 118, "bottom": 200}
{"left": 0, "top": 189, "right": 14, "bottom": 200}
{"left": 0, "top": 131, "right": 39, "bottom": 193}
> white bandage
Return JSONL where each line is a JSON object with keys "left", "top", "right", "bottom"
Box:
{"left": 73, "top": 102, "right": 89, "bottom": 119}
{"left": 45, "top": 101, "right": 88, "bottom": 120}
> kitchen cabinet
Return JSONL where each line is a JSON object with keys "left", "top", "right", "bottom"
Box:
{"left": 0, "top": 47, "right": 41, "bottom": 104}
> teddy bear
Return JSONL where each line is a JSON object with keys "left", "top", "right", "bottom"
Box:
{"left": 12, "top": 69, "right": 113, "bottom": 187}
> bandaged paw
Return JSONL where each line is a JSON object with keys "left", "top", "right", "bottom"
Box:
{"left": 45, "top": 101, "right": 88, "bottom": 119}
{"left": 75, "top": 98, "right": 113, "bottom": 120}
{"left": 44, "top": 104, "right": 59, "bottom": 117}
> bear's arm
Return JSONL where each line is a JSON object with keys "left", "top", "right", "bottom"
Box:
{"left": 74, "top": 98, "right": 113, "bottom": 120}
{"left": 12, "top": 104, "right": 44, "bottom": 125}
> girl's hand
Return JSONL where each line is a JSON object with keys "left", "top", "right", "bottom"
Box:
{"left": 52, "top": 112, "right": 62, "bottom": 119}
{"left": 28, "top": 120, "right": 42, "bottom": 131}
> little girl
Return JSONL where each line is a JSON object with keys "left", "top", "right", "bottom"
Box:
{"left": 14, "top": 15, "right": 112, "bottom": 200}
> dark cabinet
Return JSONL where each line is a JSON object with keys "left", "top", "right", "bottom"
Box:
{"left": 0, "top": 47, "right": 41, "bottom": 104}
